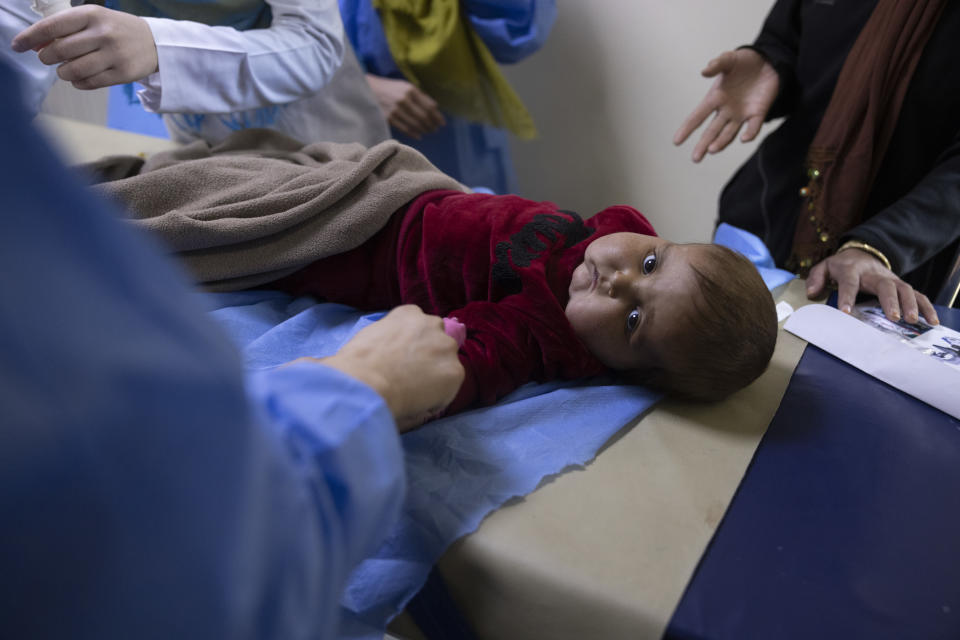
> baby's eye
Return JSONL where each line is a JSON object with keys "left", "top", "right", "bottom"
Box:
{"left": 626, "top": 309, "right": 641, "bottom": 332}
{"left": 642, "top": 252, "right": 657, "bottom": 274}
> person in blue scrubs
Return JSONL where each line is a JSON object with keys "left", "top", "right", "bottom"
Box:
{"left": 0, "top": 59, "right": 463, "bottom": 639}
{"left": 340, "top": 0, "right": 556, "bottom": 194}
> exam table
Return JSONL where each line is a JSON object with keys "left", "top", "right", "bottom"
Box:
{"left": 665, "top": 301, "right": 960, "bottom": 640}
{"left": 410, "top": 292, "right": 960, "bottom": 640}
{"left": 37, "top": 116, "right": 959, "bottom": 640}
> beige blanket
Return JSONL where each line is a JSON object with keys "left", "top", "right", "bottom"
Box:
{"left": 93, "top": 129, "right": 466, "bottom": 291}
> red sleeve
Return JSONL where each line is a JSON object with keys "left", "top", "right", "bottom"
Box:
{"left": 443, "top": 300, "right": 539, "bottom": 414}
{"left": 442, "top": 298, "right": 604, "bottom": 415}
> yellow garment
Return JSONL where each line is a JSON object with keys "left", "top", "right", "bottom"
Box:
{"left": 373, "top": 0, "right": 537, "bottom": 139}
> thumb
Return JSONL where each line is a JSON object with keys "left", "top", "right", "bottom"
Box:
{"left": 701, "top": 56, "right": 722, "bottom": 77}
{"left": 701, "top": 51, "right": 734, "bottom": 77}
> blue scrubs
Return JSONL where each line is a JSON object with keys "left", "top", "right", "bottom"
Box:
{"left": 0, "top": 59, "right": 404, "bottom": 640}
{"left": 339, "top": 0, "right": 556, "bottom": 194}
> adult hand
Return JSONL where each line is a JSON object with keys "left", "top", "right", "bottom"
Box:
{"left": 11, "top": 6, "right": 158, "bottom": 90}
{"left": 365, "top": 74, "right": 446, "bottom": 140}
{"left": 308, "top": 305, "right": 464, "bottom": 432}
{"left": 673, "top": 48, "right": 780, "bottom": 162}
{"left": 806, "top": 248, "right": 939, "bottom": 325}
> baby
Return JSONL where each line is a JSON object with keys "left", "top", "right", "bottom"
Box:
{"left": 269, "top": 190, "right": 779, "bottom": 414}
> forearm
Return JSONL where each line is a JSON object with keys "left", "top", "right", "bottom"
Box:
{"left": 246, "top": 362, "right": 405, "bottom": 571}
{"left": 846, "top": 138, "right": 960, "bottom": 276}
{"left": 748, "top": 0, "right": 802, "bottom": 119}
{"left": 137, "top": 0, "right": 344, "bottom": 113}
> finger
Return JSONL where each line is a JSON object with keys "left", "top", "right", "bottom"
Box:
{"left": 72, "top": 67, "right": 121, "bottom": 90}
{"left": 692, "top": 112, "right": 728, "bottom": 162}
{"left": 828, "top": 257, "right": 862, "bottom": 313}
{"left": 426, "top": 108, "right": 446, "bottom": 132}
{"left": 417, "top": 113, "right": 444, "bottom": 135}
{"left": 700, "top": 51, "right": 734, "bottom": 77}
{"left": 915, "top": 292, "right": 939, "bottom": 325}
{"left": 874, "top": 278, "right": 901, "bottom": 322}
{"left": 834, "top": 271, "right": 861, "bottom": 315}
{"left": 409, "top": 89, "right": 445, "bottom": 128}
{"left": 410, "top": 101, "right": 445, "bottom": 131}
{"left": 708, "top": 118, "right": 742, "bottom": 154}
{"left": 397, "top": 100, "right": 442, "bottom": 135}
{"left": 37, "top": 32, "right": 99, "bottom": 66}
{"left": 896, "top": 280, "right": 920, "bottom": 325}
{"left": 393, "top": 107, "right": 431, "bottom": 138}
{"left": 673, "top": 99, "right": 717, "bottom": 146}
{"left": 740, "top": 115, "right": 764, "bottom": 142}
{"left": 409, "top": 86, "right": 438, "bottom": 110}
{"left": 11, "top": 9, "right": 90, "bottom": 53}
{"left": 388, "top": 111, "right": 424, "bottom": 139}
{"left": 806, "top": 261, "right": 828, "bottom": 299}
{"left": 700, "top": 57, "right": 721, "bottom": 77}
{"left": 56, "top": 50, "right": 110, "bottom": 84}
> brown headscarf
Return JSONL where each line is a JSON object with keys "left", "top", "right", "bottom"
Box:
{"left": 790, "top": 0, "right": 947, "bottom": 273}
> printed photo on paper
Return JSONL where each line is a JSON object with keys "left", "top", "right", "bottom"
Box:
{"left": 851, "top": 302, "right": 960, "bottom": 368}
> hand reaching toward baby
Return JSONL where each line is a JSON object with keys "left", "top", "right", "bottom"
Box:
{"left": 299, "top": 305, "right": 465, "bottom": 433}
{"left": 674, "top": 48, "right": 780, "bottom": 162}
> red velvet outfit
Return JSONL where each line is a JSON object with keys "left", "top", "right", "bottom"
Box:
{"left": 272, "top": 190, "right": 657, "bottom": 413}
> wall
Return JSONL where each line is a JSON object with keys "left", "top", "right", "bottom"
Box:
{"left": 504, "top": 0, "right": 773, "bottom": 243}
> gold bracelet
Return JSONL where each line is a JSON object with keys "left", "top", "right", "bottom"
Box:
{"left": 836, "top": 240, "right": 892, "bottom": 272}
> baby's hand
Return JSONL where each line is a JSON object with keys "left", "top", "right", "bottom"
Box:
{"left": 443, "top": 317, "right": 467, "bottom": 346}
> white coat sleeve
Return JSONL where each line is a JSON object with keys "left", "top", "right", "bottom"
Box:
{"left": 136, "top": 0, "right": 345, "bottom": 114}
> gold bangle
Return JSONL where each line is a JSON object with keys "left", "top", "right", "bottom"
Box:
{"left": 836, "top": 240, "right": 892, "bottom": 272}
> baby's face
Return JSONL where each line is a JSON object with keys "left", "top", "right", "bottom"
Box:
{"left": 565, "top": 233, "right": 704, "bottom": 371}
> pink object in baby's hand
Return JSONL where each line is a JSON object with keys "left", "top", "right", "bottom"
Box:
{"left": 443, "top": 317, "right": 467, "bottom": 346}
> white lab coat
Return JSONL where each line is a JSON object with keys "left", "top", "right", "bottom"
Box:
{"left": 0, "top": 0, "right": 389, "bottom": 146}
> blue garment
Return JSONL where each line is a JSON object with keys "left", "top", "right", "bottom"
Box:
{"left": 339, "top": 0, "right": 556, "bottom": 194}
{"left": 714, "top": 222, "right": 797, "bottom": 291}
{"left": 0, "top": 59, "right": 404, "bottom": 640}
{"left": 201, "top": 291, "right": 663, "bottom": 639}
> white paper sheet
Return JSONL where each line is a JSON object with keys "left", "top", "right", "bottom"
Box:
{"left": 784, "top": 303, "right": 960, "bottom": 420}
{"left": 776, "top": 300, "right": 795, "bottom": 322}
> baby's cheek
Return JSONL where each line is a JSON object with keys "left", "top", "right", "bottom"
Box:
{"left": 565, "top": 302, "right": 600, "bottom": 343}
{"left": 564, "top": 297, "right": 587, "bottom": 319}
{"left": 563, "top": 303, "right": 584, "bottom": 333}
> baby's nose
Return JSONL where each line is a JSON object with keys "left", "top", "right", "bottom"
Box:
{"left": 608, "top": 270, "right": 633, "bottom": 297}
